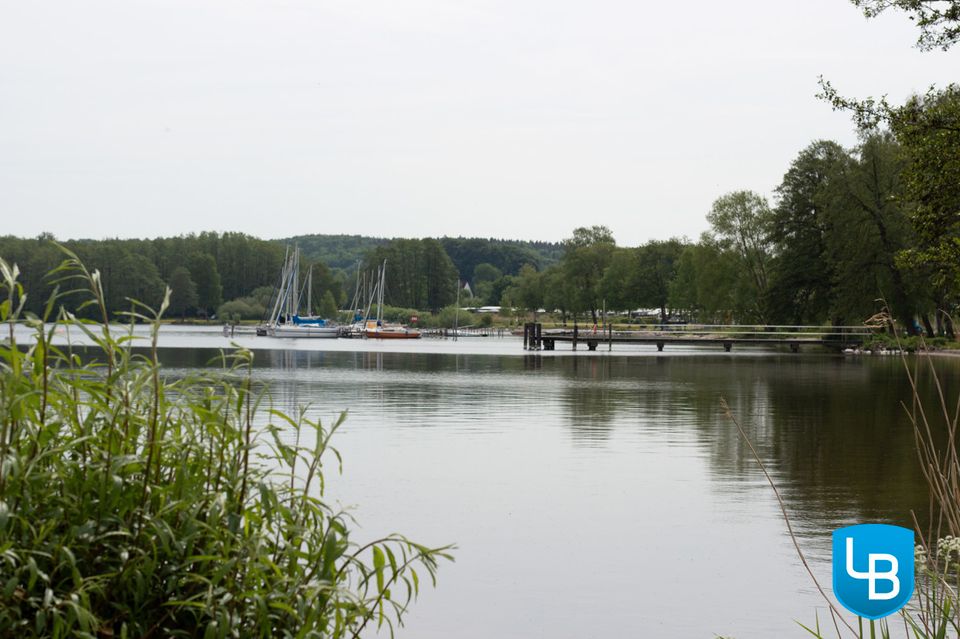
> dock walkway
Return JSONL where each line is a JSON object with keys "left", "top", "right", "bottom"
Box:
{"left": 521, "top": 323, "right": 877, "bottom": 352}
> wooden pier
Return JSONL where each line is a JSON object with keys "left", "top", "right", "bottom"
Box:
{"left": 521, "top": 323, "right": 876, "bottom": 352}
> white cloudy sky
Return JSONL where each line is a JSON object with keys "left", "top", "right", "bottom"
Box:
{"left": 0, "top": 0, "right": 956, "bottom": 246}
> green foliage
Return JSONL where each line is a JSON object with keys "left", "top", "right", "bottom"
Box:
{"left": 282, "top": 234, "right": 391, "bottom": 271}
{"left": 0, "top": 252, "right": 451, "bottom": 637}
{"left": 541, "top": 266, "right": 570, "bottom": 320}
{"left": 502, "top": 264, "right": 543, "bottom": 315}
{"left": 377, "top": 305, "right": 421, "bottom": 325}
{"left": 482, "top": 274, "right": 516, "bottom": 306}
{"left": 767, "top": 140, "right": 847, "bottom": 324}
{"left": 668, "top": 241, "right": 742, "bottom": 323}
{"left": 470, "top": 263, "right": 502, "bottom": 303}
{"left": 819, "top": 1, "right": 960, "bottom": 337}
{"left": 820, "top": 81, "right": 960, "bottom": 334}
{"left": 167, "top": 265, "right": 198, "bottom": 319}
{"left": 891, "top": 87, "right": 960, "bottom": 308}
{"left": 635, "top": 240, "right": 685, "bottom": 321}
{"left": 705, "top": 191, "right": 775, "bottom": 322}
{"left": 422, "top": 305, "right": 478, "bottom": 329}
{"left": 188, "top": 252, "right": 223, "bottom": 316}
{"left": 472, "top": 262, "right": 502, "bottom": 284}
{"left": 834, "top": 134, "right": 917, "bottom": 326}
{"left": 216, "top": 287, "right": 274, "bottom": 322}
{"left": 438, "top": 237, "right": 561, "bottom": 285}
{"left": 283, "top": 234, "right": 562, "bottom": 289}
{"left": 561, "top": 226, "right": 616, "bottom": 322}
{"left": 851, "top": 0, "right": 960, "bottom": 51}
{"left": 318, "top": 290, "right": 339, "bottom": 319}
{"left": 599, "top": 247, "right": 638, "bottom": 311}
{"left": 0, "top": 233, "right": 322, "bottom": 321}
{"left": 363, "top": 239, "right": 459, "bottom": 312}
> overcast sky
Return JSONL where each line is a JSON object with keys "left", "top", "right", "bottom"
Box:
{"left": 1, "top": 1, "right": 956, "bottom": 246}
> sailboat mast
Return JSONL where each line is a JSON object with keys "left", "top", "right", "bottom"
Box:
{"left": 378, "top": 260, "right": 386, "bottom": 324}
{"left": 306, "top": 265, "right": 313, "bottom": 316}
{"left": 269, "top": 246, "right": 290, "bottom": 326}
{"left": 363, "top": 264, "right": 378, "bottom": 325}
{"left": 454, "top": 279, "right": 460, "bottom": 340}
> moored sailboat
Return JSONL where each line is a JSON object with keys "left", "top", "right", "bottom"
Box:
{"left": 351, "top": 260, "right": 421, "bottom": 339}
{"left": 262, "top": 247, "right": 339, "bottom": 338}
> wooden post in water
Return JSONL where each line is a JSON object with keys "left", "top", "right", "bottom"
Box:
{"left": 522, "top": 323, "right": 529, "bottom": 350}
{"left": 535, "top": 322, "right": 542, "bottom": 350}
{"left": 573, "top": 322, "right": 579, "bottom": 351}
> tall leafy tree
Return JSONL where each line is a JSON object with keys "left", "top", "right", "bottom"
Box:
{"left": 561, "top": 226, "right": 616, "bottom": 324}
{"left": 768, "top": 140, "right": 848, "bottom": 324}
{"left": 634, "top": 239, "right": 685, "bottom": 323}
{"left": 507, "top": 264, "right": 544, "bottom": 319}
{"left": 705, "top": 191, "right": 775, "bottom": 322}
{"left": 832, "top": 133, "right": 917, "bottom": 328}
{"left": 667, "top": 239, "right": 743, "bottom": 323}
{"left": 599, "top": 247, "right": 639, "bottom": 312}
{"left": 891, "top": 87, "right": 960, "bottom": 336}
{"left": 188, "top": 253, "right": 223, "bottom": 318}
{"left": 422, "top": 238, "right": 459, "bottom": 312}
{"left": 542, "top": 265, "right": 572, "bottom": 324}
{"left": 472, "top": 263, "right": 503, "bottom": 304}
{"left": 167, "top": 266, "right": 198, "bottom": 320}
{"left": 820, "top": 1, "right": 960, "bottom": 333}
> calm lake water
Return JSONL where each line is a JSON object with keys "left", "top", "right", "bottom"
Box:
{"left": 29, "top": 325, "right": 960, "bottom": 638}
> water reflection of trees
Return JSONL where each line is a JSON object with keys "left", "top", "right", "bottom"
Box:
{"left": 548, "top": 353, "right": 960, "bottom": 531}
{"left": 156, "top": 346, "right": 960, "bottom": 530}
{"left": 558, "top": 356, "right": 618, "bottom": 443}
{"left": 753, "top": 357, "right": 957, "bottom": 531}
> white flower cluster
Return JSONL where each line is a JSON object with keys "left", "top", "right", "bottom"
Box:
{"left": 915, "top": 536, "right": 960, "bottom": 575}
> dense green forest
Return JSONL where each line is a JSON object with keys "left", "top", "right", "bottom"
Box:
{"left": 0, "top": 232, "right": 566, "bottom": 321}
{"left": 0, "top": 233, "right": 339, "bottom": 322}
{"left": 285, "top": 233, "right": 562, "bottom": 276}
{"left": 280, "top": 234, "right": 390, "bottom": 271}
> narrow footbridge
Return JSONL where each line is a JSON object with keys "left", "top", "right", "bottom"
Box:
{"left": 521, "top": 323, "right": 877, "bottom": 352}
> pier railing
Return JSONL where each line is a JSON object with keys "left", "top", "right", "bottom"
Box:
{"left": 522, "top": 323, "right": 880, "bottom": 352}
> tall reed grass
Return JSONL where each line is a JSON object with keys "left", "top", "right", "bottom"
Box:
{"left": 0, "top": 250, "right": 452, "bottom": 638}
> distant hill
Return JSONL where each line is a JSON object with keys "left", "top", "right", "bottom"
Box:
{"left": 281, "top": 233, "right": 563, "bottom": 281}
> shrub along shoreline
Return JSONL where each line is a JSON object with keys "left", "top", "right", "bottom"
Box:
{"left": 0, "top": 251, "right": 452, "bottom": 638}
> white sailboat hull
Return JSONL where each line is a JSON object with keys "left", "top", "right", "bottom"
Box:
{"left": 261, "top": 245, "right": 340, "bottom": 339}
{"left": 267, "top": 324, "right": 339, "bottom": 338}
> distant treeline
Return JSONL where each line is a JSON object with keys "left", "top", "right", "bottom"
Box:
{"left": 285, "top": 233, "right": 564, "bottom": 313}
{"left": 0, "top": 233, "right": 338, "bottom": 322}
{"left": 285, "top": 233, "right": 563, "bottom": 276}
{"left": 0, "top": 232, "right": 563, "bottom": 320}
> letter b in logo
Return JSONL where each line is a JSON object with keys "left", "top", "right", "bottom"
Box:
{"left": 833, "top": 524, "right": 914, "bottom": 619}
